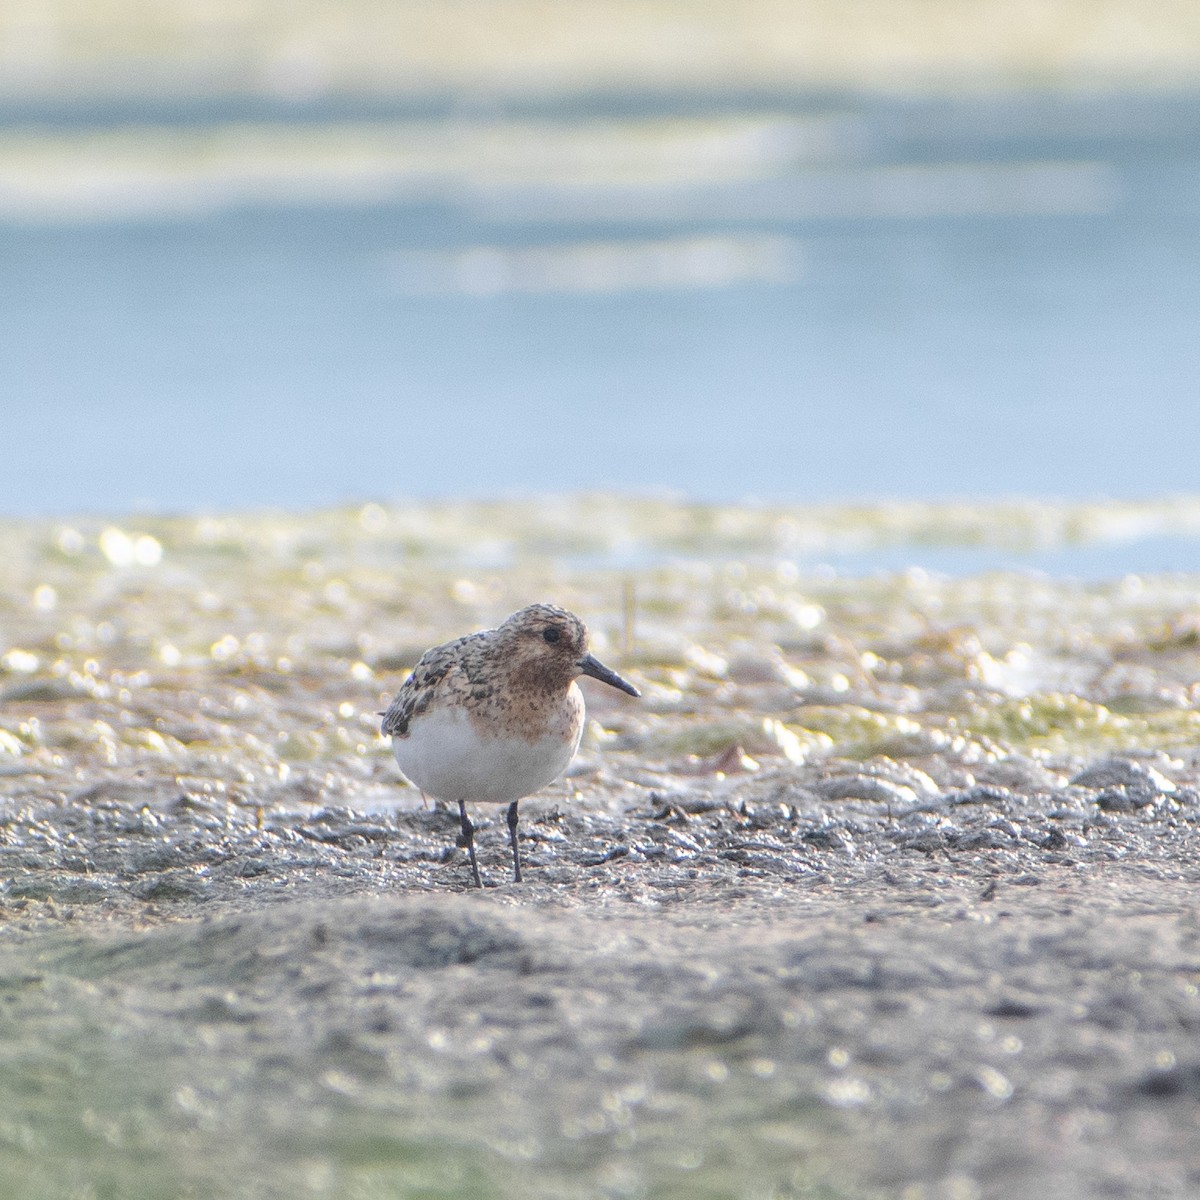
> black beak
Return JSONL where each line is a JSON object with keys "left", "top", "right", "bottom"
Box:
{"left": 578, "top": 653, "right": 640, "bottom": 697}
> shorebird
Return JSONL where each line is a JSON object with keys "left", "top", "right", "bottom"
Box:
{"left": 381, "top": 604, "right": 639, "bottom": 887}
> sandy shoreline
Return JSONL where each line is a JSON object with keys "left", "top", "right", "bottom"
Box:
{"left": 5, "top": 0, "right": 1200, "bottom": 101}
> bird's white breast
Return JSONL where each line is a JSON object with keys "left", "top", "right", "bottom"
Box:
{"left": 391, "top": 685, "right": 585, "bottom": 805}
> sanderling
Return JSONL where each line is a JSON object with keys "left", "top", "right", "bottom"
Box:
{"left": 382, "top": 604, "right": 640, "bottom": 887}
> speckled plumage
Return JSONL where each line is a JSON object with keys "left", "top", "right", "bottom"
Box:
{"left": 381, "top": 604, "right": 639, "bottom": 887}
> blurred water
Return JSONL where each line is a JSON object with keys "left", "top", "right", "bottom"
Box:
{"left": 1, "top": 90, "right": 1199, "bottom": 516}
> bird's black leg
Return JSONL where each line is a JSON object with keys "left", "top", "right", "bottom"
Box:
{"left": 457, "top": 800, "right": 482, "bottom": 889}
{"left": 506, "top": 800, "right": 523, "bottom": 883}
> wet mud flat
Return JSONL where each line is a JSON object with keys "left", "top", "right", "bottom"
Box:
{"left": 5, "top": 764, "right": 1200, "bottom": 1199}
{"left": 5, "top": 501, "right": 1200, "bottom": 1197}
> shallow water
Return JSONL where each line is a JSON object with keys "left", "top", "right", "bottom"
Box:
{"left": 3, "top": 88, "right": 1200, "bottom": 512}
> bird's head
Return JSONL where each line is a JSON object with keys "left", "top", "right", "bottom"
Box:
{"left": 498, "top": 604, "right": 640, "bottom": 696}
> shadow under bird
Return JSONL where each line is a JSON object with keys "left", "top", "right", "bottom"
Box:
{"left": 381, "top": 604, "right": 640, "bottom": 887}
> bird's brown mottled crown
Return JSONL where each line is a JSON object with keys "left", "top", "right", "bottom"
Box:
{"left": 497, "top": 604, "right": 589, "bottom": 675}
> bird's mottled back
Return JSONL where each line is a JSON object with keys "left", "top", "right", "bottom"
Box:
{"left": 380, "top": 630, "right": 483, "bottom": 737}
{"left": 379, "top": 604, "right": 591, "bottom": 739}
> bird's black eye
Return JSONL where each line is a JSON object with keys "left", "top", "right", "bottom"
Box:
{"left": 543, "top": 627, "right": 561, "bottom": 644}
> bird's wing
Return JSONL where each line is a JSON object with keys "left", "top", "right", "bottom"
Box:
{"left": 380, "top": 633, "right": 482, "bottom": 737}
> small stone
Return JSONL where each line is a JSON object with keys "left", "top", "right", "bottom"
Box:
{"left": 1071, "top": 758, "right": 1175, "bottom": 794}
{"left": 1094, "top": 788, "right": 1155, "bottom": 813}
